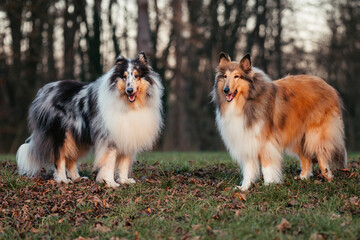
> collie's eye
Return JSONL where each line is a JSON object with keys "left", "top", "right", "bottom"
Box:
{"left": 224, "top": 74, "right": 227, "bottom": 79}
{"left": 235, "top": 75, "right": 239, "bottom": 79}
{"left": 135, "top": 75, "right": 139, "bottom": 79}
{"left": 122, "top": 76, "right": 127, "bottom": 80}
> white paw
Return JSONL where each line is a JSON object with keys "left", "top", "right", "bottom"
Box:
{"left": 69, "top": 174, "right": 81, "bottom": 181}
{"left": 96, "top": 176, "right": 120, "bottom": 187}
{"left": 264, "top": 178, "right": 282, "bottom": 185}
{"left": 70, "top": 176, "right": 89, "bottom": 182}
{"left": 54, "top": 176, "right": 72, "bottom": 184}
{"left": 117, "top": 178, "right": 136, "bottom": 184}
{"left": 235, "top": 182, "right": 251, "bottom": 191}
{"left": 106, "top": 181, "right": 120, "bottom": 188}
{"left": 99, "top": 179, "right": 120, "bottom": 188}
{"left": 324, "top": 170, "right": 333, "bottom": 181}
{"left": 299, "top": 171, "right": 313, "bottom": 180}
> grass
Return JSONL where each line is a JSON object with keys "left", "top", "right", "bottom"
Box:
{"left": 0, "top": 152, "right": 359, "bottom": 239}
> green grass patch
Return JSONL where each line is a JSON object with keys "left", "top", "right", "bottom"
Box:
{"left": 0, "top": 152, "right": 359, "bottom": 239}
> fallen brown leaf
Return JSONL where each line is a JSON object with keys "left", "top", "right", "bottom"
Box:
{"left": 206, "top": 225, "right": 214, "bottom": 235}
{"left": 330, "top": 213, "right": 341, "bottom": 220}
{"left": 192, "top": 224, "right": 203, "bottom": 230}
{"left": 276, "top": 218, "right": 291, "bottom": 232}
{"left": 190, "top": 237, "right": 200, "bottom": 240}
{"left": 30, "top": 228, "right": 40, "bottom": 233}
{"left": 94, "top": 225, "right": 110, "bottom": 233}
{"left": 309, "top": 231, "right": 325, "bottom": 240}
{"left": 287, "top": 199, "right": 298, "bottom": 207}
{"left": 349, "top": 196, "right": 359, "bottom": 205}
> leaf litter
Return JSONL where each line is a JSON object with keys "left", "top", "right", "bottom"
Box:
{"left": 0, "top": 156, "right": 359, "bottom": 239}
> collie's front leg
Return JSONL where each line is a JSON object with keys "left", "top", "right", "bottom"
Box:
{"left": 260, "top": 143, "right": 283, "bottom": 185}
{"left": 66, "top": 160, "right": 89, "bottom": 181}
{"left": 236, "top": 158, "right": 260, "bottom": 191}
{"left": 95, "top": 149, "right": 119, "bottom": 187}
{"left": 54, "top": 156, "right": 72, "bottom": 184}
{"left": 115, "top": 154, "right": 136, "bottom": 184}
{"left": 66, "top": 160, "right": 81, "bottom": 181}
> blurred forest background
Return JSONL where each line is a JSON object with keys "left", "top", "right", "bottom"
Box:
{"left": 0, "top": 0, "right": 359, "bottom": 153}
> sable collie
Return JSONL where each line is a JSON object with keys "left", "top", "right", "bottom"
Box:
{"left": 17, "top": 52, "right": 163, "bottom": 187}
{"left": 212, "top": 52, "right": 347, "bottom": 191}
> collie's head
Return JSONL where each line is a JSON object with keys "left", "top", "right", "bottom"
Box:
{"left": 108, "top": 52, "right": 162, "bottom": 109}
{"left": 212, "top": 52, "right": 271, "bottom": 110}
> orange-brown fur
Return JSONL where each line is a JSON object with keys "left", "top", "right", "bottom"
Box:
{"left": 213, "top": 53, "right": 346, "bottom": 187}
{"left": 59, "top": 132, "right": 89, "bottom": 180}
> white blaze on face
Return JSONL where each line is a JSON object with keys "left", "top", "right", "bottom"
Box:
{"left": 126, "top": 62, "right": 134, "bottom": 89}
{"left": 125, "top": 62, "right": 139, "bottom": 103}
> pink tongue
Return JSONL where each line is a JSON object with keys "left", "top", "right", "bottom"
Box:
{"left": 226, "top": 94, "right": 232, "bottom": 101}
{"left": 129, "top": 95, "right": 135, "bottom": 101}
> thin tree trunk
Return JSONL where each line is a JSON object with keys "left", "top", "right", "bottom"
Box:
{"left": 275, "top": 0, "right": 283, "bottom": 78}
{"left": 163, "top": 0, "right": 189, "bottom": 150}
{"left": 81, "top": 0, "right": 102, "bottom": 81}
{"left": 150, "top": 0, "right": 160, "bottom": 69}
{"left": 5, "top": 1, "right": 23, "bottom": 108}
{"left": 137, "top": 0, "right": 152, "bottom": 55}
{"left": 108, "top": 0, "right": 120, "bottom": 57}
{"left": 63, "top": 0, "right": 78, "bottom": 79}
{"left": 47, "top": 4, "right": 57, "bottom": 81}
{"left": 258, "top": 0, "right": 267, "bottom": 71}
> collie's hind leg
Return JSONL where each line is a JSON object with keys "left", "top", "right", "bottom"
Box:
{"left": 305, "top": 135, "right": 334, "bottom": 181}
{"left": 54, "top": 156, "right": 72, "bottom": 184}
{"left": 95, "top": 149, "right": 119, "bottom": 187}
{"left": 62, "top": 132, "right": 87, "bottom": 181}
{"left": 316, "top": 151, "right": 333, "bottom": 181}
{"left": 304, "top": 114, "right": 346, "bottom": 181}
{"left": 66, "top": 159, "right": 85, "bottom": 181}
{"left": 236, "top": 158, "right": 260, "bottom": 191}
{"left": 115, "top": 154, "right": 136, "bottom": 184}
{"left": 260, "top": 142, "right": 283, "bottom": 185}
{"left": 299, "top": 154, "right": 313, "bottom": 180}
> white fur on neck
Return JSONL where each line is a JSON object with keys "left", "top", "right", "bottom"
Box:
{"left": 215, "top": 103, "right": 263, "bottom": 189}
{"left": 97, "top": 71, "right": 163, "bottom": 155}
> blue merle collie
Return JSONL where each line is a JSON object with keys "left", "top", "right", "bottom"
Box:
{"left": 16, "top": 52, "right": 163, "bottom": 187}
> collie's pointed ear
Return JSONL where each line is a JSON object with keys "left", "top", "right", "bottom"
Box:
{"left": 137, "top": 51, "right": 148, "bottom": 65}
{"left": 240, "top": 54, "right": 252, "bottom": 73}
{"left": 115, "top": 55, "right": 126, "bottom": 65}
{"left": 219, "top": 52, "right": 231, "bottom": 65}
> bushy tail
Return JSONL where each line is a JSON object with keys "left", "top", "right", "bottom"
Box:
{"left": 328, "top": 114, "right": 348, "bottom": 170}
{"left": 16, "top": 137, "right": 42, "bottom": 177}
{"left": 304, "top": 113, "right": 347, "bottom": 171}
{"left": 331, "top": 146, "right": 348, "bottom": 170}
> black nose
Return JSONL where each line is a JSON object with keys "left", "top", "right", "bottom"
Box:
{"left": 223, "top": 87, "right": 230, "bottom": 94}
{"left": 126, "top": 88, "right": 133, "bottom": 94}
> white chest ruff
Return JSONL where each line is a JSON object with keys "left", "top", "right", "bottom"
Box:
{"left": 98, "top": 79, "right": 162, "bottom": 155}
{"left": 104, "top": 106, "right": 161, "bottom": 154}
{"left": 216, "top": 104, "right": 263, "bottom": 163}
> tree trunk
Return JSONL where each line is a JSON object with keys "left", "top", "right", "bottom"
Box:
{"left": 47, "top": 5, "right": 57, "bottom": 82}
{"left": 275, "top": 0, "right": 283, "bottom": 78}
{"left": 108, "top": 0, "right": 120, "bottom": 57}
{"left": 163, "top": 0, "right": 189, "bottom": 150}
{"left": 83, "top": 0, "right": 102, "bottom": 81}
{"left": 4, "top": 1, "right": 23, "bottom": 108}
{"left": 137, "top": 0, "right": 152, "bottom": 55}
{"left": 9, "top": 0, "right": 49, "bottom": 152}
{"left": 63, "top": 0, "right": 79, "bottom": 79}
